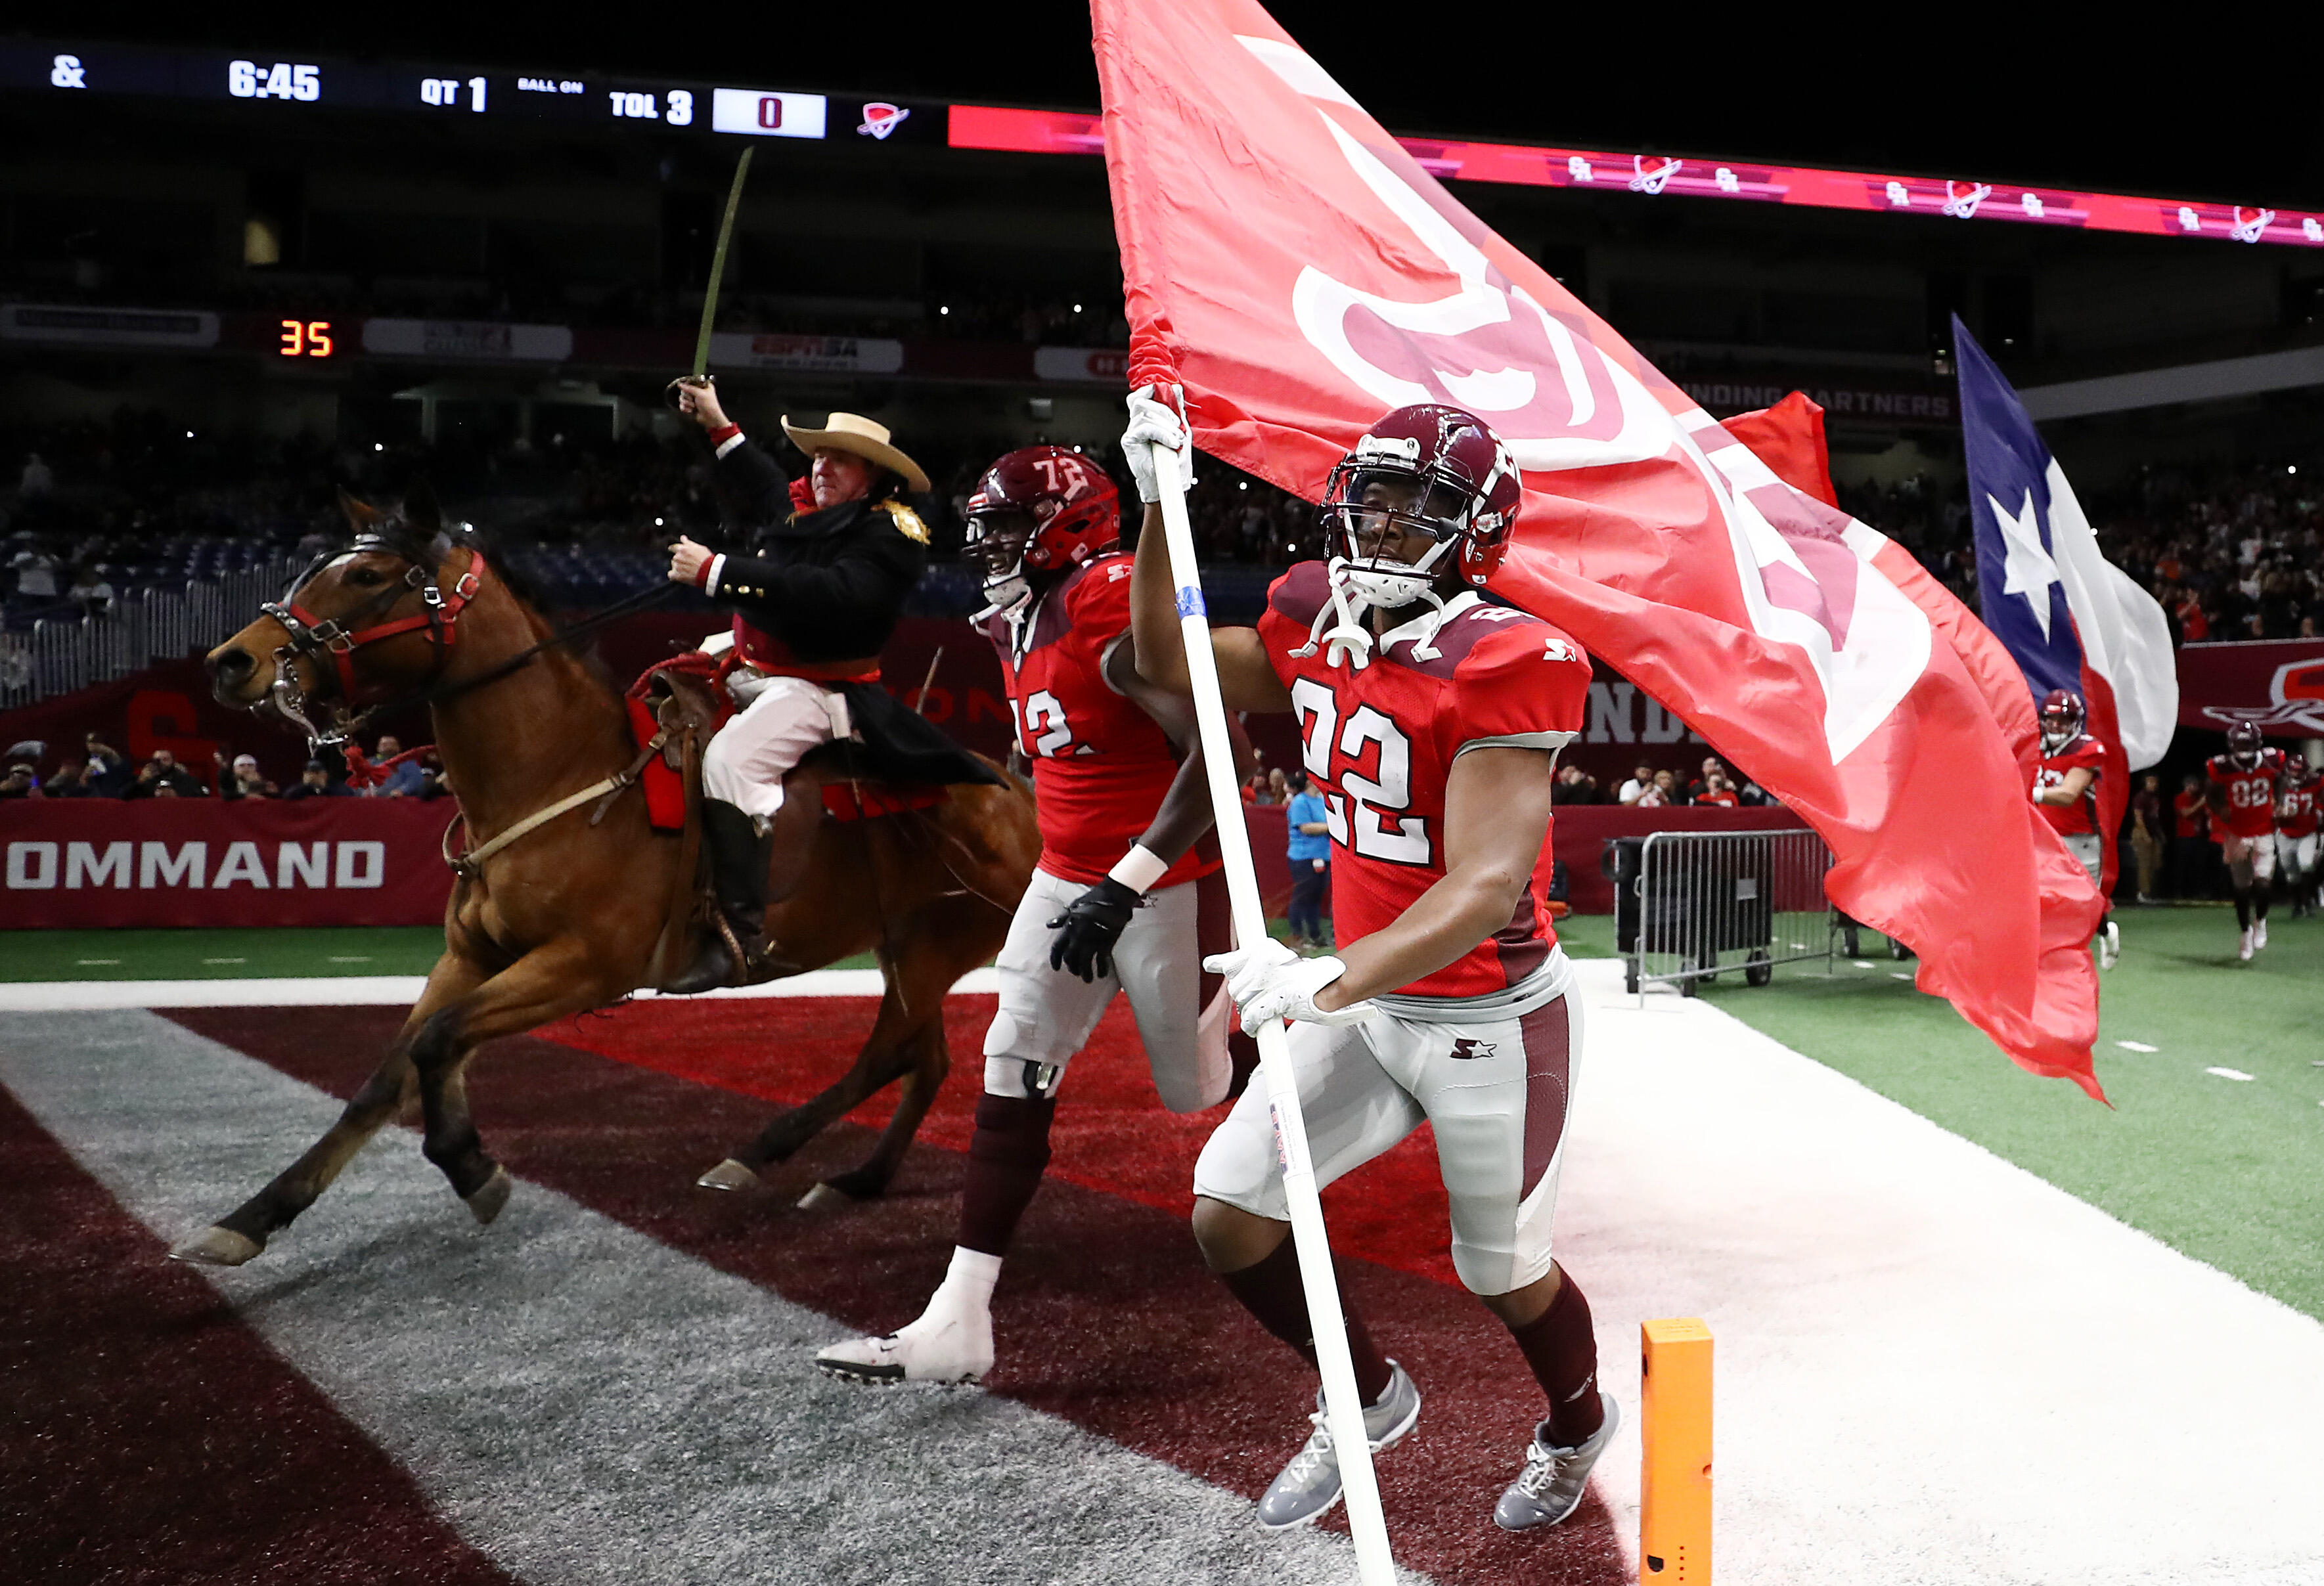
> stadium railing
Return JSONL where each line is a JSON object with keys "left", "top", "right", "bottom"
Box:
{"left": 0, "top": 558, "right": 305, "bottom": 709}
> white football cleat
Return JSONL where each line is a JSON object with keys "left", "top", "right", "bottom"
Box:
{"left": 815, "top": 1250, "right": 1001, "bottom": 1386}
{"left": 2238, "top": 927, "right": 2254, "bottom": 962}
{"left": 2254, "top": 918, "right": 2269, "bottom": 950}
{"left": 815, "top": 1293, "right": 994, "bottom": 1386}
{"left": 2098, "top": 921, "right": 2120, "bottom": 971}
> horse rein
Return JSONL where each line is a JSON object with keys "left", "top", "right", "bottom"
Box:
{"left": 261, "top": 525, "right": 678, "bottom": 748}
{"left": 261, "top": 525, "right": 486, "bottom": 747}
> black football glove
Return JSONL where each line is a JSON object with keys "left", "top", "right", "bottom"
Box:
{"left": 1047, "top": 877, "right": 1142, "bottom": 982}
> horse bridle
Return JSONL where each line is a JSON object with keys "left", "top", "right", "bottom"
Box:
{"left": 261, "top": 522, "right": 486, "bottom": 747}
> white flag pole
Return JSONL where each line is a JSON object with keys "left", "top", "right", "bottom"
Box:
{"left": 1148, "top": 437, "right": 1397, "bottom": 1586}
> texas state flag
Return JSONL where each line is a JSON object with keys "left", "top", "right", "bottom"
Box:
{"left": 1959, "top": 317, "right": 2179, "bottom": 892}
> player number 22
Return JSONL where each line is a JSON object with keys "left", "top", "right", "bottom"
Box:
{"left": 1289, "top": 678, "right": 1431, "bottom": 864}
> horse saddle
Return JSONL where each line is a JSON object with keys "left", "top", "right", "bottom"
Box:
{"left": 626, "top": 663, "right": 977, "bottom": 832}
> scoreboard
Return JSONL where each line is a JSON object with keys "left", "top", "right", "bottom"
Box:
{"left": 4, "top": 41, "right": 946, "bottom": 148}
{"left": 8, "top": 38, "right": 2316, "bottom": 250}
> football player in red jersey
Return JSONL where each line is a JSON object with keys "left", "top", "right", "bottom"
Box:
{"left": 1128, "top": 397, "right": 1614, "bottom": 1536}
{"left": 2205, "top": 722, "right": 2289, "bottom": 959}
{"left": 2275, "top": 755, "right": 2321, "bottom": 918}
{"left": 2031, "top": 689, "right": 2120, "bottom": 969}
{"left": 815, "top": 445, "right": 1249, "bottom": 1385}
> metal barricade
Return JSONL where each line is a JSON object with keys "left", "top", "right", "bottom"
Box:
{"left": 1616, "top": 827, "right": 1839, "bottom": 1000}
{"left": 0, "top": 558, "right": 303, "bottom": 709}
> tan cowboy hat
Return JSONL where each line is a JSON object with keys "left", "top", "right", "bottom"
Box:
{"left": 780, "top": 412, "right": 929, "bottom": 493}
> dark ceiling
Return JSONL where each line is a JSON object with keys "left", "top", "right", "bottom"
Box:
{"left": 11, "top": 4, "right": 2319, "bottom": 208}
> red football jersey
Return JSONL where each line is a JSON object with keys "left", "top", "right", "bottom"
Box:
{"left": 2206, "top": 750, "right": 2288, "bottom": 839}
{"left": 980, "top": 552, "right": 1215, "bottom": 889}
{"left": 1257, "top": 565, "right": 1590, "bottom": 1000}
{"left": 2034, "top": 734, "right": 2107, "bottom": 837}
{"left": 2279, "top": 775, "right": 2320, "bottom": 840}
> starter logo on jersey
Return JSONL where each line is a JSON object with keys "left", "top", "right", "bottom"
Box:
{"left": 1448, "top": 1038, "right": 1497, "bottom": 1061}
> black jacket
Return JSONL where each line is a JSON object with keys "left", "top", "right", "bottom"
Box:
{"left": 708, "top": 438, "right": 998, "bottom": 789}
{"left": 708, "top": 439, "right": 926, "bottom": 667}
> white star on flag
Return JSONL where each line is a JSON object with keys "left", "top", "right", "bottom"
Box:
{"left": 1988, "top": 489, "right": 2061, "bottom": 640}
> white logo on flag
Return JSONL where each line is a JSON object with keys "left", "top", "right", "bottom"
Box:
{"left": 1239, "top": 35, "right": 1931, "bottom": 764}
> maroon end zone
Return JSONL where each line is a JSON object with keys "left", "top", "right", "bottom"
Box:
{"left": 164, "top": 998, "right": 1630, "bottom": 1586}
{"left": 0, "top": 1084, "right": 515, "bottom": 1586}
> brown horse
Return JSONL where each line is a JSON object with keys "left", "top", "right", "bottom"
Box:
{"left": 175, "top": 489, "right": 1039, "bottom": 1266}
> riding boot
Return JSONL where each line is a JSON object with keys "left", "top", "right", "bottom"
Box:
{"left": 667, "top": 799, "right": 783, "bottom": 994}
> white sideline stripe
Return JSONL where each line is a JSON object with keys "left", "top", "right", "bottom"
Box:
{"left": 0, "top": 1011, "right": 1403, "bottom": 1586}
{"left": 0, "top": 967, "right": 1000, "bottom": 1011}
{"left": 1560, "top": 957, "right": 2324, "bottom": 1586}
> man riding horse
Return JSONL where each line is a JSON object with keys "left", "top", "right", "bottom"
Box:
{"left": 665, "top": 379, "right": 996, "bottom": 992}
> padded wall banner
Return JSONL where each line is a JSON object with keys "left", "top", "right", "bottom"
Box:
{"left": 2176, "top": 640, "right": 2324, "bottom": 738}
{"left": 3, "top": 799, "right": 457, "bottom": 929}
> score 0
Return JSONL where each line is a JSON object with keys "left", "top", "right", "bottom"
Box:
{"left": 279, "top": 320, "right": 334, "bottom": 359}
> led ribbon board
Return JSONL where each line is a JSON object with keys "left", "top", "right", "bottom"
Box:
{"left": 946, "top": 106, "right": 2324, "bottom": 252}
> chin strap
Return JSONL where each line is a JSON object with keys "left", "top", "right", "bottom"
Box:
{"left": 1288, "top": 559, "right": 1457, "bottom": 671}
{"left": 1287, "top": 565, "right": 1374, "bottom": 671}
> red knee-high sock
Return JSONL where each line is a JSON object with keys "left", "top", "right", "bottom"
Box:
{"left": 1508, "top": 1273, "right": 1606, "bottom": 1447}
{"left": 956, "top": 1093, "right": 1056, "bottom": 1257}
{"left": 1217, "top": 1236, "right": 1395, "bottom": 1404}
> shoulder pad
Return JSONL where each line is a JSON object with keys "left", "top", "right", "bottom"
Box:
{"left": 1266, "top": 562, "right": 1331, "bottom": 627}
{"left": 879, "top": 501, "right": 931, "bottom": 544}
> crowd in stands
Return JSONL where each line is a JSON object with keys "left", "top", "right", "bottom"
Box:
{"left": 0, "top": 732, "right": 447, "bottom": 802}
{"left": 1833, "top": 462, "right": 2324, "bottom": 642}
{"left": 9, "top": 403, "right": 2323, "bottom": 650}
{"left": 1542, "top": 755, "right": 1772, "bottom": 808}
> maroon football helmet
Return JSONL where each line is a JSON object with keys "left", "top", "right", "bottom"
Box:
{"left": 2226, "top": 720, "right": 2266, "bottom": 768}
{"left": 1319, "top": 405, "right": 1523, "bottom": 598}
{"left": 963, "top": 446, "right": 1120, "bottom": 607}
{"left": 2038, "top": 688, "right": 2085, "bottom": 746}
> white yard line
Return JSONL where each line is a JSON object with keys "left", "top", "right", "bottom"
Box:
{"left": 0, "top": 1011, "right": 1391, "bottom": 1586}
{"left": 1561, "top": 958, "right": 2324, "bottom": 1585}
{"left": 0, "top": 967, "right": 998, "bottom": 1011}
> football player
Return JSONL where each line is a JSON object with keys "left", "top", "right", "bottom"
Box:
{"left": 814, "top": 445, "right": 1249, "bottom": 1385}
{"left": 2030, "top": 688, "right": 2119, "bottom": 969}
{"left": 2275, "top": 755, "right": 2320, "bottom": 919}
{"left": 1126, "top": 396, "right": 1613, "bottom": 1536}
{"left": 2205, "top": 722, "right": 2289, "bottom": 960}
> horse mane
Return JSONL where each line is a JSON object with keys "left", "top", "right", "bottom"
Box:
{"left": 439, "top": 520, "right": 626, "bottom": 700}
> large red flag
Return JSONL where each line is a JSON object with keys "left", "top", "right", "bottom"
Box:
{"left": 1092, "top": 0, "right": 2105, "bottom": 1094}
{"left": 1729, "top": 393, "right": 2044, "bottom": 778}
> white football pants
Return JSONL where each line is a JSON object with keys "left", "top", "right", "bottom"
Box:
{"left": 702, "top": 672, "right": 843, "bottom": 820}
{"left": 982, "top": 866, "right": 1237, "bottom": 1114}
{"left": 1194, "top": 948, "right": 1582, "bottom": 1298}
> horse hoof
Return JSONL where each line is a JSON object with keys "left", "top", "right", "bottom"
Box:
{"left": 464, "top": 1166, "right": 514, "bottom": 1225}
{"left": 795, "top": 1182, "right": 858, "bottom": 1212}
{"left": 697, "top": 1158, "right": 761, "bottom": 1193}
{"left": 170, "top": 1225, "right": 263, "bottom": 1267}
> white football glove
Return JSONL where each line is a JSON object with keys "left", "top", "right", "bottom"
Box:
{"left": 1203, "top": 938, "right": 1379, "bottom": 1036}
{"left": 1121, "top": 385, "right": 1193, "bottom": 504}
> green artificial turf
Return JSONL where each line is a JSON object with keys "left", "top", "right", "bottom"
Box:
{"left": 2, "top": 927, "right": 452, "bottom": 980}
{"left": 1, "top": 926, "right": 890, "bottom": 980}
{"left": 1653, "top": 904, "right": 2324, "bottom": 1324}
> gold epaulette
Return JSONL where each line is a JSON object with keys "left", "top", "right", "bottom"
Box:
{"left": 879, "top": 500, "right": 931, "bottom": 544}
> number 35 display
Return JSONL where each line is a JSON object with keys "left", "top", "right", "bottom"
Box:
{"left": 277, "top": 320, "right": 334, "bottom": 359}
